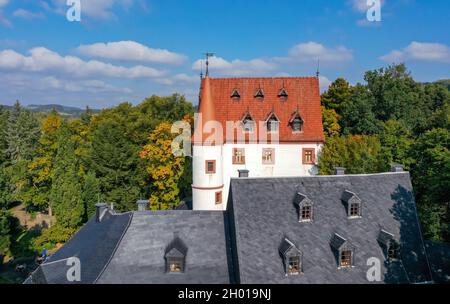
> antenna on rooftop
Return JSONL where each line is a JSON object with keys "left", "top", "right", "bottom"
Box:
{"left": 200, "top": 60, "right": 204, "bottom": 79}
{"left": 204, "top": 52, "right": 215, "bottom": 77}
{"left": 316, "top": 58, "right": 320, "bottom": 78}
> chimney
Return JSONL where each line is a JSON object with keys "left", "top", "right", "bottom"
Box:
{"left": 95, "top": 203, "right": 108, "bottom": 223}
{"left": 334, "top": 167, "right": 346, "bottom": 175}
{"left": 391, "top": 164, "right": 404, "bottom": 173}
{"left": 238, "top": 169, "right": 249, "bottom": 178}
{"left": 137, "top": 200, "right": 149, "bottom": 212}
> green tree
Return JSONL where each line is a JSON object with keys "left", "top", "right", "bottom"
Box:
{"left": 379, "top": 119, "right": 414, "bottom": 170}
{"left": 321, "top": 78, "right": 353, "bottom": 116}
{"left": 50, "top": 124, "right": 85, "bottom": 230}
{"left": 340, "top": 85, "right": 381, "bottom": 135}
{"left": 88, "top": 120, "right": 142, "bottom": 212}
{"left": 82, "top": 171, "right": 100, "bottom": 220}
{"left": 409, "top": 128, "right": 450, "bottom": 241}
{"left": 21, "top": 110, "right": 62, "bottom": 211}
{"left": 318, "top": 135, "right": 385, "bottom": 175}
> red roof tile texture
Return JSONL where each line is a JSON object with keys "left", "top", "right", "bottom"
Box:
{"left": 195, "top": 76, "right": 325, "bottom": 144}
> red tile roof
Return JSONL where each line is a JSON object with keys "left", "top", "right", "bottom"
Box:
{"left": 194, "top": 76, "right": 325, "bottom": 145}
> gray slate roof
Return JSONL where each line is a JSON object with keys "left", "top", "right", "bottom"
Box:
{"left": 29, "top": 211, "right": 132, "bottom": 284}
{"left": 26, "top": 172, "right": 434, "bottom": 284}
{"left": 97, "top": 211, "right": 231, "bottom": 284}
{"left": 228, "top": 172, "right": 433, "bottom": 284}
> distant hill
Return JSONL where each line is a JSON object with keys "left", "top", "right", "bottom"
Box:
{"left": 0, "top": 104, "right": 100, "bottom": 117}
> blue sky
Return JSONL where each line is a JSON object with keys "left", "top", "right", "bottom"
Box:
{"left": 0, "top": 0, "right": 449, "bottom": 108}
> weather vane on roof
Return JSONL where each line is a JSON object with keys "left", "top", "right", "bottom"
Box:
{"left": 204, "top": 52, "right": 215, "bottom": 77}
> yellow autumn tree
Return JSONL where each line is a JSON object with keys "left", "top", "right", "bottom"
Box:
{"left": 140, "top": 121, "right": 188, "bottom": 210}
{"left": 22, "top": 110, "right": 62, "bottom": 211}
{"left": 322, "top": 106, "right": 341, "bottom": 138}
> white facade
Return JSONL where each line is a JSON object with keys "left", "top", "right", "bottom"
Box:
{"left": 192, "top": 143, "right": 323, "bottom": 211}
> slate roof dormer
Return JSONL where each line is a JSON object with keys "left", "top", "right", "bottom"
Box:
{"left": 330, "top": 233, "right": 355, "bottom": 268}
{"left": 295, "top": 192, "right": 314, "bottom": 222}
{"left": 279, "top": 238, "right": 303, "bottom": 276}
{"left": 165, "top": 236, "right": 188, "bottom": 273}
{"left": 341, "top": 190, "right": 363, "bottom": 218}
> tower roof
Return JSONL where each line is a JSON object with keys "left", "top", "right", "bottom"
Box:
{"left": 193, "top": 76, "right": 218, "bottom": 145}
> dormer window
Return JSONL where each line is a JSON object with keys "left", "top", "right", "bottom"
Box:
{"left": 242, "top": 113, "right": 255, "bottom": 133}
{"left": 378, "top": 229, "right": 400, "bottom": 261}
{"left": 295, "top": 193, "right": 314, "bottom": 222}
{"left": 341, "top": 190, "right": 362, "bottom": 218}
{"left": 266, "top": 113, "right": 280, "bottom": 133}
{"left": 231, "top": 89, "right": 240, "bottom": 101}
{"left": 165, "top": 237, "right": 187, "bottom": 273}
{"left": 289, "top": 111, "right": 304, "bottom": 133}
{"left": 278, "top": 88, "right": 288, "bottom": 101}
{"left": 279, "top": 238, "right": 302, "bottom": 276}
{"left": 254, "top": 88, "right": 264, "bottom": 101}
{"left": 330, "top": 233, "right": 354, "bottom": 268}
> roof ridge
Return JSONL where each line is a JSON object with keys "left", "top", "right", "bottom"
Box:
{"left": 94, "top": 212, "right": 134, "bottom": 284}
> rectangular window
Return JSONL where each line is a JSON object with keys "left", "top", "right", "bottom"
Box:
{"left": 302, "top": 148, "right": 315, "bottom": 165}
{"left": 301, "top": 206, "right": 312, "bottom": 221}
{"left": 340, "top": 250, "right": 352, "bottom": 267}
{"left": 262, "top": 148, "right": 275, "bottom": 164}
{"left": 350, "top": 203, "right": 360, "bottom": 217}
{"left": 232, "top": 148, "right": 245, "bottom": 165}
{"left": 168, "top": 258, "right": 184, "bottom": 273}
{"left": 288, "top": 256, "right": 300, "bottom": 275}
{"left": 215, "top": 191, "right": 222, "bottom": 205}
{"left": 205, "top": 160, "right": 216, "bottom": 174}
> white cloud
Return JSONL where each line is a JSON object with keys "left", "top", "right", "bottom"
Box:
{"left": 319, "top": 75, "right": 332, "bottom": 92}
{"left": 156, "top": 73, "right": 199, "bottom": 86}
{"left": 13, "top": 9, "right": 45, "bottom": 20}
{"left": 192, "top": 56, "right": 277, "bottom": 77}
{"left": 0, "top": 0, "right": 9, "bottom": 8}
{"left": 285, "top": 42, "right": 353, "bottom": 63}
{"left": 0, "top": 47, "right": 166, "bottom": 79}
{"left": 380, "top": 42, "right": 450, "bottom": 63}
{"left": 77, "top": 41, "right": 187, "bottom": 64}
{"left": 40, "top": 77, "right": 132, "bottom": 94}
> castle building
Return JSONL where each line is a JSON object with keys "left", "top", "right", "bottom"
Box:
{"left": 192, "top": 75, "right": 325, "bottom": 210}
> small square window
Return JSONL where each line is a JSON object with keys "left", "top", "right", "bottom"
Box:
{"left": 167, "top": 258, "right": 184, "bottom": 273}
{"left": 302, "top": 149, "right": 315, "bottom": 165}
{"left": 215, "top": 191, "right": 222, "bottom": 205}
{"left": 233, "top": 148, "right": 246, "bottom": 165}
{"left": 205, "top": 160, "right": 216, "bottom": 174}
{"left": 340, "top": 250, "right": 352, "bottom": 268}
{"left": 262, "top": 148, "right": 275, "bottom": 164}
{"left": 288, "top": 256, "right": 300, "bottom": 275}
